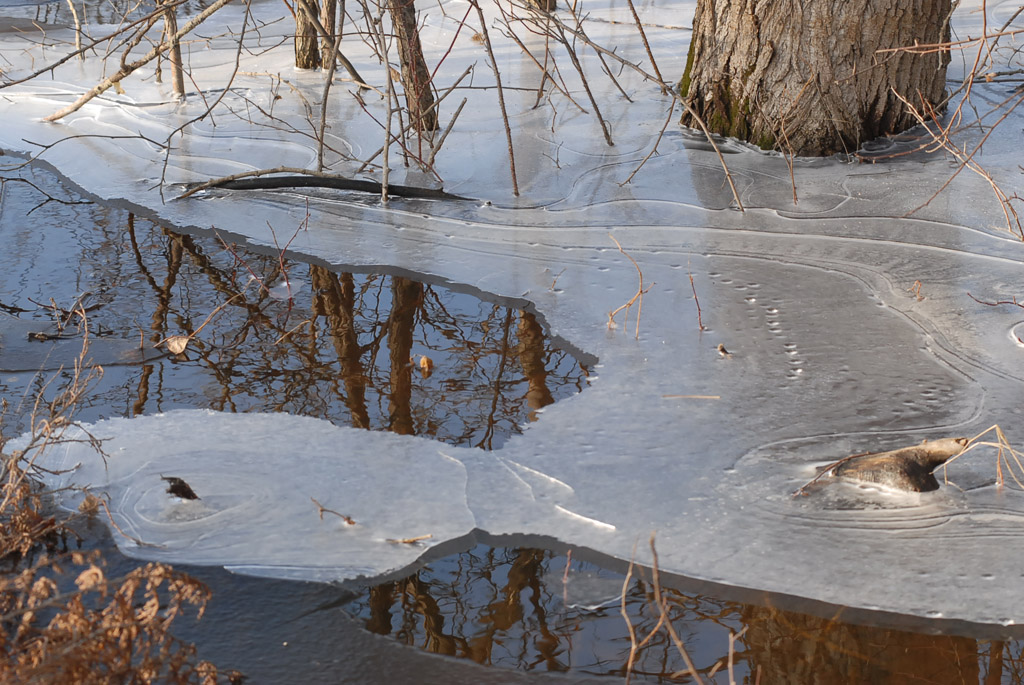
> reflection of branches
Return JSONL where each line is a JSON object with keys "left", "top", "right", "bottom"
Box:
{"left": 351, "top": 544, "right": 757, "bottom": 679}
{"left": 0, "top": 176, "right": 92, "bottom": 215}
{"left": 62, "top": 217, "right": 588, "bottom": 448}
{"left": 476, "top": 308, "right": 514, "bottom": 449}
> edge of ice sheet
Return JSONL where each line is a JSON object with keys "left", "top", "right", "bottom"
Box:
{"left": 33, "top": 410, "right": 478, "bottom": 578}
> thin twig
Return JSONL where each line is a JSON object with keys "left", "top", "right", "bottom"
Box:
{"left": 621, "top": 543, "right": 639, "bottom": 684}
{"left": 689, "top": 273, "right": 707, "bottom": 331}
{"left": 469, "top": 0, "right": 519, "bottom": 195}
{"left": 311, "top": 497, "right": 356, "bottom": 524}
{"left": 607, "top": 234, "right": 650, "bottom": 339}
{"left": 649, "top": 534, "right": 703, "bottom": 684}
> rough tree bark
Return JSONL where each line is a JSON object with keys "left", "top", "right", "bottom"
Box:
{"left": 388, "top": 0, "right": 439, "bottom": 132}
{"left": 680, "top": 0, "right": 952, "bottom": 155}
{"left": 295, "top": 0, "right": 322, "bottom": 69}
{"left": 160, "top": 0, "right": 185, "bottom": 99}
{"left": 319, "top": 0, "right": 337, "bottom": 67}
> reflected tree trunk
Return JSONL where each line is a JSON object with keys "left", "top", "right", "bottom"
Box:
{"left": 153, "top": 228, "right": 183, "bottom": 340}
{"left": 984, "top": 641, "right": 1004, "bottom": 685}
{"left": 387, "top": 276, "right": 422, "bottom": 435}
{"left": 365, "top": 583, "right": 396, "bottom": 635}
{"left": 403, "top": 576, "right": 459, "bottom": 656}
{"left": 310, "top": 266, "right": 370, "bottom": 428}
{"left": 741, "top": 605, "right": 980, "bottom": 682}
{"left": 132, "top": 365, "right": 153, "bottom": 417}
{"left": 466, "top": 549, "right": 546, "bottom": 664}
{"left": 516, "top": 311, "right": 553, "bottom": 421}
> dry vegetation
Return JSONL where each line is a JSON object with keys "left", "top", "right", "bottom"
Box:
{"left": 0, "top": 318, "right": 236, "bottom": 683}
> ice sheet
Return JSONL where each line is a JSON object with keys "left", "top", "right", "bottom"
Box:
{"left": 4, "top": 0, "right": 1024, "bottom": 626}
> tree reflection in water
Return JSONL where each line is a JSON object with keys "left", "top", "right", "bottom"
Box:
{"left": 345, "top": 544, "right": 1024, "bottom": 682}
{"left": 63, "top": 214, "right": 588, "bottom": 448}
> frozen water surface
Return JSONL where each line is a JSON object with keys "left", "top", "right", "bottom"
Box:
{"left": 3, "top": 0, "right": 1024, "bottom": 628}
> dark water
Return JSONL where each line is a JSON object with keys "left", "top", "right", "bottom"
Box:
{"left": 340, "top": 540, "right": 1024, "bottom": 683}
{"left": 0, "top": 168, "right": 588, "bottom": 448}
{"left": 3, "top": 159, "right": 1024, "bottom": 683}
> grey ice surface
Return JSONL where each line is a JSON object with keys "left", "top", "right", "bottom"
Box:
{"left": 5, "top": 0, "right": 1024, "bottom": 626}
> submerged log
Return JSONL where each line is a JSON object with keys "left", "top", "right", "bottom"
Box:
{"left": 203, "top": 174, "right": 471, "bottom": 200}
{"left": 830, "top": 437, "right": 968, "bottom": 492}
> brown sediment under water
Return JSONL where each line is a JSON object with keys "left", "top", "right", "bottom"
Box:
{"left": 4, "top": 161, "right": 1024, "bottom": 682}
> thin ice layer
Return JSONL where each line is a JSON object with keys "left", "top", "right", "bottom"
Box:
{"left": 38, "top": 410, "right": 477, "bottom": 579}
{"left": 4, "top": 0, "right": 1024, "bottom": 626}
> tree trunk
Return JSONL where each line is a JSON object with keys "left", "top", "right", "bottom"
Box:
{"left": 295, "top": 0, "right": 322, "bottom": 69}
{"left": 387, "top": 0, "right": 439, "bottom": 132}
{"left": 679, "top": 0, "right": 951, "bottom": 155}
{"left": 319, "top": 0, "right": 338, "bottom": 68}
{"left": 161, "top": 0, "right": 185, "bottom": 99}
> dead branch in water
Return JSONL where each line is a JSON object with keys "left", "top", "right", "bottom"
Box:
{"left": 387, "top": 533, "right": 432, "bottom": 544}
{"left": 175, "top": 166, "right": 470, "bottom": 201}
{"left": 795, "top": 427, "right": 1024, "bottom": 496}
{"left": 968, "top": 292, "right": 1024, "bottom": 309}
